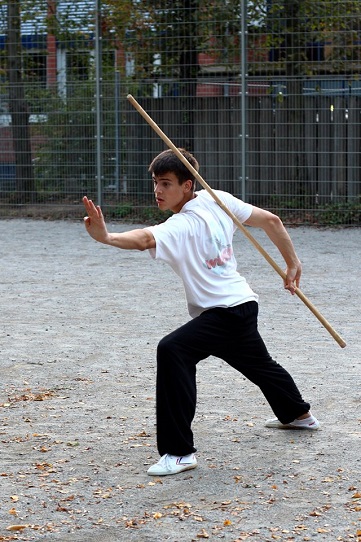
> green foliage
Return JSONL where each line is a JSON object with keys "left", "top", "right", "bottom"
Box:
{"left": 140, "top": 206, "right": 172, "bottom": 224}
{"left": 267, "top": 195, "right": 361, "bottom": 225}
{"left": 32, "top": 82, "right": 97, "bottom": 193}
{"left": 315, "top": 200, "right": 361, "bottom": 226}
{"left": 105, "top": 202, "right": 172, "bottom": 224}
{"left": 101, "top": 0, "right": 361, "bottom": 79}
{"left": 30, "top": 66, "right": 128, "bottom": 195}
{"left": 107, "top": 202, "right": 134, "bottom": 219}
{"left": 264, "top": 0, "right": 361, "bottom": 75}
{"left": 0, "top": 0, "right": 48, "bottom": 33}
{"left": 104, "top": 0, "right": 262, "bottom": 81}
{"left": 103, "top": 199, "right": 361, "bottom": 226}
{"left": 270, "top": 197, "right": 307, "bottom": 210}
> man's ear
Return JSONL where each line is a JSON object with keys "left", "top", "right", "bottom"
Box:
{"left": 183, "top": 179, "right": 193, "bottom": 193}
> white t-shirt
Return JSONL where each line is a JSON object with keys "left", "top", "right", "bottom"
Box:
{"left": 146, "top": 189, "right": 259, "bottom": 318}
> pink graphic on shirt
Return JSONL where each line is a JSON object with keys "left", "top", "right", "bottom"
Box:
{"left": 205, "top": 246, "right": 233, "bottom": 269}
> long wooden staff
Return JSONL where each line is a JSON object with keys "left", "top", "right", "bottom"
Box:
{"left": 127, "top": 94, "right": 346, "bottom": 348}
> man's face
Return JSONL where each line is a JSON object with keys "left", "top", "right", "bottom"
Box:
{"left": 153, "top": 172, "right": 193, "bottom": 213}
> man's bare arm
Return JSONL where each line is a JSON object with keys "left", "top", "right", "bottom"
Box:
{"left": 83, "top": 196, "right": 156, "bottom": 251}
{"left": 244, "top": 206, "right": 301, "bottom": 294}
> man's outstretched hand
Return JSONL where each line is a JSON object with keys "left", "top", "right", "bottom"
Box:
{"left": 83, "top": 196, "right": 110, "bottom": 244}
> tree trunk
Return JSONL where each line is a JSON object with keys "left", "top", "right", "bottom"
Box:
{"left": 7, "top": 0, "right": 36, "bottom": 202}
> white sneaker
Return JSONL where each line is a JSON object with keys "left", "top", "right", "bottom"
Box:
{"left": 147, "top": 453, "right": 197, "bottom": 476}
{"left": 265, "top": 414, "right": 320, "bottom": 430}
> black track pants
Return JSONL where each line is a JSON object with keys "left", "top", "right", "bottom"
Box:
{"left": 156, "top": 301, "right": 310, "bottom": 456}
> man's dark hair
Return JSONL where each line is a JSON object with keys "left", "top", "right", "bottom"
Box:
{"left": 149, "top": 148, "right": 199, "bottom": 188}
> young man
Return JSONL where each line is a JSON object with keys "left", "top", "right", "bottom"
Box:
{"left": 83, "top": 148, "right": 319, "bottom": 477}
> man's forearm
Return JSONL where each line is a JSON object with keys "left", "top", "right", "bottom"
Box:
{"left": 245, "top": 207, "right": 300, "bottom": 267}
{"left": 264, "top": 218, "right": 301, "bottom": 268}
{"left": 106, "top": 229, "right": 155, "bottom": 251}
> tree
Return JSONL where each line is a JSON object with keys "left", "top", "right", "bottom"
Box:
{"left": 264, "top": 0, "right": 361, "bottom": 74}
{"left": 104, "top": 0, "right": 254, "bottom": 91}
{"left": 226, "top": 0, "right": 361, "bottom": 199}
{"left": 103, "top": 0, "right": 254, "bottom": 150}
{"left": 263, "top": 0, "right": 361, "bottom": 197}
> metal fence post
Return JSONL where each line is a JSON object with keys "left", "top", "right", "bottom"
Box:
{"left": 240, "top": 0, "right": 248, "bottom": 202}
{"left": 95, "top": 0, "right": 103, "bottom": 206}
{"left": 115, "top": 70, "right": 121, "bottom": 195}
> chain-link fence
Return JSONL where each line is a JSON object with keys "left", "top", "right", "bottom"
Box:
{"left": 0, "top": 1, "right": 360, "bottom": 224}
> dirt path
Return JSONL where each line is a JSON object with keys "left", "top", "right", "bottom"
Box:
{"left": 1, "top": 219, "right": 360, "bottom": 541}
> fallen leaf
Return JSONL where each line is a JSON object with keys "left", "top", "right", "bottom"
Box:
{"left": 197, "top": 529, "right": 209, "bottom": 538}
{"left": 6, "top": 525, "right": 28, "bottom": 531}
{"left": 125, "top": 519, "right": 138, "bottom": 528}
{"left": 56, "top": 505, "right": 69, "bottom": 512}
{"left": 294, "top": 525, "right": 307, "bottom": 531}
{"left": 137, "top": 430, "right": 150, "bottom": 437}
{"left": 101, "top": 493, "right": 111, "bottom": 499}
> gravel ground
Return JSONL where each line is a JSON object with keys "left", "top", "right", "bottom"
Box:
{"left": 0, "top": 218, "right": 360, "bottom": 542}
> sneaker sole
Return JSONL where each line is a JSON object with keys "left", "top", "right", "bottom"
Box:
{"left": 147, "top": 463, "right": 197, "bottom": 476}
{"left": 265, "top": 422, "right": 320, "bottom": 430}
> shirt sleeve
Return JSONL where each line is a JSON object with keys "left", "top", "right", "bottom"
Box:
{"left": 145, "top": 215, "right": 184, "bottom": 262}
{"left": 214, "top": 191, "right": 253, "bottom": 225}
